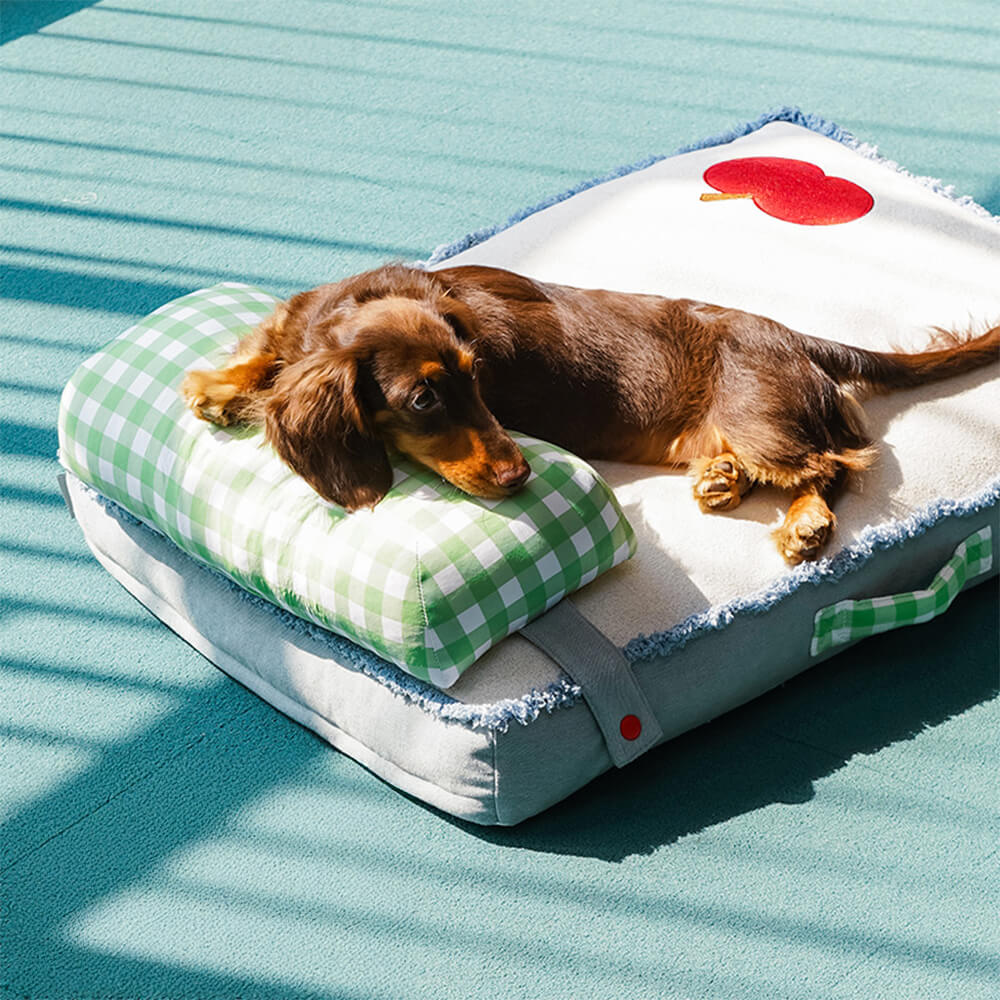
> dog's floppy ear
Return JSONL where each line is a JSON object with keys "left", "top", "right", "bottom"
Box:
{"left": 438, "top": 295, "right": 479, "bottom": 342}
{"left": 264, "top": 349, "right": 392, "bottom": 511}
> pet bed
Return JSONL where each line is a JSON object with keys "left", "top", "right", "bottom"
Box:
{"left": 58, "top": 109, "right": 999, "bottom": 825}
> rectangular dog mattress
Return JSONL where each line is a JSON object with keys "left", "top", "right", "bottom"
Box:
{"left": 59, "top": 110, "right": 999, "bottom": 825}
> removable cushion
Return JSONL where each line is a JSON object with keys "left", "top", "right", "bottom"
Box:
{"left": 57, "top": 288, "right": 634, "bottom": 688}
{"left": 61, "top": 111, "right": 1000, "bottom": 824}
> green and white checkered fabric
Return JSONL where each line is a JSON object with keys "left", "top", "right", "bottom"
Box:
{"left": 811, "top": 526, "right": 993, "bottom": 657}
{"left": 58, "top": 283, "right": 636, "bottom": 687}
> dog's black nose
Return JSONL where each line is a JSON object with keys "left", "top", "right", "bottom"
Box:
{"left": 496, "top": 460, "right": 531, "bottom": 491}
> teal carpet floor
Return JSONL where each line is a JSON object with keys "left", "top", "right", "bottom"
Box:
{"left": 2, "top": 2, "right": 998, "bottom": 998}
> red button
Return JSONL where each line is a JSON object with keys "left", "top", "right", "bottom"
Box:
{"left": 620, "top": 714, "right": 642, "bottom": 741}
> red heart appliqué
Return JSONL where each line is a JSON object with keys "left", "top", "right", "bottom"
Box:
{"left": 702, "top": 157, "right": 874, "bottom": 226}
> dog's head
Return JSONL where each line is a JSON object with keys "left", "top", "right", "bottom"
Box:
{"left": 264, "top": 284, "right": 530, "bottom": 510}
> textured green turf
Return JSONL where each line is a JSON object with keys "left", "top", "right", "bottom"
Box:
{"left": 2, "top": 2, "right": 998, "bottom": 998}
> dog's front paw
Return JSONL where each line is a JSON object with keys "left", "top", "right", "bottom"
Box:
{"left": 774, "top": 494, "right": 836, "bottom": 564}
{"left": 181, "top": 369, "right": 239, "bottom": 426}
{"left": 692, "top": 453, "right": 751, "bottom": 513}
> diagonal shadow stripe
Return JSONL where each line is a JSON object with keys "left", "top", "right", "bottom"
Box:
{"left": 0, "top": 195, "right": 423, "bottom": 258}
{"left": 0, "top": 483, "right": 67, "bottom": 507}
{"left": 0, "top": 685, "right": 370, "bottom": 1000}
{"left": 40, "top": 19, "right": 999, "bottom": 74}
{"left": 2, "top": 265, "right": 194, "bottom": 317}
{"left": 0, "top": 418, "right": 58, "bottom": 459}
{"left": 0, "top": 1, "right": 98, "bottom": 45}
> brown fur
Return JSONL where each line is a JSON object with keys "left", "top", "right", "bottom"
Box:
{"left": 182, "top": 263, "right": 998, "bottom": 563}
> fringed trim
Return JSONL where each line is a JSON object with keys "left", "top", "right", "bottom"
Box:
{"left": 81, "top": 475, "right": 997, "bottom": 730}
{"left": 419, "top": 105, "right": 996, "bottom": 267}
{"left": 623, "top": 478, "right": 1000, "bottom": 664}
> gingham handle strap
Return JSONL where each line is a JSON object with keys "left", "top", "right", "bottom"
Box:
{"left": 811, "top": 526, "right": 994, "bottom": 657}
{"left": 521, "top": 599, "right": 663, "bottom": 767}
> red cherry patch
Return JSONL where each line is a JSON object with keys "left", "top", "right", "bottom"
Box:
{"left": 701, "top": 157, "right": 874, "bottom": 226}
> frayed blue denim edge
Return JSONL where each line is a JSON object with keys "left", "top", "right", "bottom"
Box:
{"left": 624, "top": 479, "right": 1000, "bottom": 664}
{"left": 418, "top": 105, "right": 995, "bottom": 267}
{"left": 76, "top": 108, "right": 998, "bottom": 732}
{"left": 81, "top": 474, "right": 998, "bottom": 732}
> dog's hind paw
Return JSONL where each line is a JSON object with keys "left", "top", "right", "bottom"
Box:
{"left": 692, "top": 453, "right": 752, "bottom": 513}
{"left": 774, "top": 493, "right": 836, "bottom": 564}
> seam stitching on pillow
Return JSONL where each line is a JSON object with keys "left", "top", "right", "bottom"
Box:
{"left": 413, "top": 536, "right": 439, "bottom": 676}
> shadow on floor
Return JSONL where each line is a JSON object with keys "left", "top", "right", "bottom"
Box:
{"left": 1, "top": 1, "right": 99, "bottom": 45}
{"left": 454, "top": 572, "right": 999, "bottom": 860}
{"left": 0, "top": 669, "right": 345, "bottom": 999}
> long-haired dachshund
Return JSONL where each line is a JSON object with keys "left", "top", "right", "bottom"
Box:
{"left": 182, "top": 264, "right": 998, "bottom": 564}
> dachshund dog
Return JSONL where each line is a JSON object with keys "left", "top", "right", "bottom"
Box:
{"left": 182, "top": 264, "right": 998, "bottom": 563}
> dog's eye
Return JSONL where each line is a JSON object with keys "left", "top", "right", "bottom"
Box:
{"left": 410, "top": 386, "right": 439, "bottom": 412}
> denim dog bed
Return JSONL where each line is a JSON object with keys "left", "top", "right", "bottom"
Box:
{"left": 59, "top": 110, "right": 999, "bottom": 824}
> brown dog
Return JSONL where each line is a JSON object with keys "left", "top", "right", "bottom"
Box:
{"left": 182, "top": 264, "right": 998, "bottom": 563}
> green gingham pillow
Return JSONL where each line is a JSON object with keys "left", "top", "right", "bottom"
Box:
{"left": 57, "top": 283, "right": 636, "bottom": 687}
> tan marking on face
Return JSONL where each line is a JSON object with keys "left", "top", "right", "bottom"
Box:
{"left": 390, "top": 426, "right": 512, "bottom": 498}
{"left": 456, "top": 350, "right": 475, "bottom": 374}
{"left": 418, "top": 360, "right": 444, "bottom": 379}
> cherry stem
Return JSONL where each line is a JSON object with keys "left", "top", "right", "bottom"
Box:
{"left": 700, "top": 191, "right": 754, "bottom": 201}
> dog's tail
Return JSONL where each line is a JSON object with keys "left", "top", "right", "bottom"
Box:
{"left": 801, "top": 323, "right": 999, "bottom": 393}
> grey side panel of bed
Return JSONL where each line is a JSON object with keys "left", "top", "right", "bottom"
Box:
{"left": 64, "top": 473, "right": 998, "bottom": 826}
{"left": 629, "top": 506, "right": 999, "bottom": 749}
{"left": 470, "top": 507, "right": 998, "bottom": 825}
{"left": 64, "top": 474, "right": 510, "bottom": 824}
{"left": 489, "top": 505, "right": 998, "bottom": 824}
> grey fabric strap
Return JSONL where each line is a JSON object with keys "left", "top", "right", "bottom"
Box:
{"left": 520, "top": 599, "right": 663, "bottom": 767}
{"left": 57, "top": 472, "right": 76, "bottom": 520}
